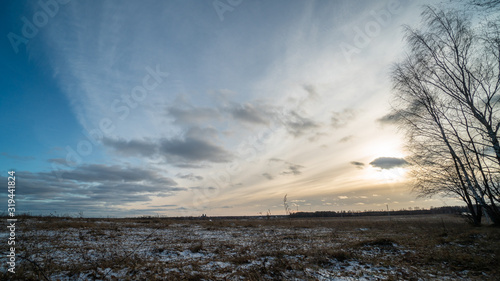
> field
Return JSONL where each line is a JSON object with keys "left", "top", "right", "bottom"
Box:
{"left": 1, "top": 214, "right": 499, "bottom": 280}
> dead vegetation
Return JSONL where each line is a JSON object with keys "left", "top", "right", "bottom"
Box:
{"left": 0, "top": 214, "right": 499, "bottom": 280}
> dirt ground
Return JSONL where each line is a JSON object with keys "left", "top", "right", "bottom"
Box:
{"left": 1, "top": 214, "right": 499, "bottom": 280}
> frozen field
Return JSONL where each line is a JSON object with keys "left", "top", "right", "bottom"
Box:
{"left": 1, "top": 214, "right": 499, "bottom": 280}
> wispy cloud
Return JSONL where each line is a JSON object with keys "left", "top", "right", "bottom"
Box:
{"left": 331, "top": 108, "right": 356, "bottom": 128}
{"left": 281, "top": 163, "right": 304, "bottom": 176}
{"left": 350, "top": 161, "right": 365, "bottom": 169}
{"left": 262, "top": 173, "right": 274, "bottom": 180}
{"left": 166, "top": 105, "right": 222, "bottom": 125}
{"left": 176, "top": 173, "right": 204, "bottom": 181}
{"left": 226, "top": 102, "right": 271, "bottom": 125}
{"left": 1, "top": 152, "right": 35, "bottom": 161}
{"left": 339, "top": 135, "right": 354, "bottom": 143}
{"left": 284, "top": 110, "right": 320, "bottom": 137}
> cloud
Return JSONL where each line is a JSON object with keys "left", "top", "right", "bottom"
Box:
{"left": 189, "top": 186, "right": 216, "bottom": 190}
{"left": 150, "top": 204, "right": 178, "bottom": 208}
{"left": 302, "top": 84, "right": 320, "bottom": 101}
{"left": 377, "top": 112, "right": 403, "bottom": 125}
{"left": 48, "top": 158, "right": 67, "bottom": 165}
{"left": 160, "top": 127, "right": 233, "bottom": 163}
{"left": 262, "top": 173, "right": 274, "bottom": 180}
{"left": 281, "top": 163, "right": 304, "bottom": 176}
{"left": 378, "top": 101, "right": 424, "bottom": 125}
{"left": 284, "top": 110, "right": 320, "bottom": 137}
{"left": 176, "top": 173, "right": 203, "bottom": 181}
{"left": 56, "top": 164, "right": 176, "bottom": 185}
{"left": 350, "top": 161, "right": 365, "bottom": 169}
{"left": 160, "top": 137, "right": 231, "bottom": 162}
{"left": 331, "top": 108, "right": 356, "bottom": 128}
{"left": 339, "top": 135, "right": 354, "bottom": 143}
{"left": 166, "top": 98, "right": 274, "bottom": 128}
{"left": 166, "top": 105, "right": 221, "bottom": 125}
{"left": 308, "top": 132, "right": 328, "bottom": 142}
{"left": 267, "top": 158, "right": 304, "bottom": 176}
{"left": 102, "top": 137, "right": 157, "bottom": 157}
{"left": 227, "top": 103, "right": 270, "bottom": 125}
{"left": 174, "top": 163, "right": 211, "bottom": 169}
{"left": 102, "top": 127, "right": 233, "bottom": 164}
{"left": 1, "top": 152, "right": 35, "bottom": 161}
{"left": 90, "top": 182, "right": 181, "bottom": 197}
{"left": 370, "top": 157, "right": 408, "bottom": 169}
{"left": 1, "top": 164, "right": 186, "bottom": 216}
{"left": 338, "top": 196, "right": 348, "bottom": 199}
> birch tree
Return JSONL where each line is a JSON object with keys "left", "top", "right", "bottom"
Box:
{"left": 391, "top": 6, "right": 500, "bottom": 225}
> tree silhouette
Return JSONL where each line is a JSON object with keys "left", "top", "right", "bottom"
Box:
{"left": 390, "top": 6, "right": 500, "bottom": 225}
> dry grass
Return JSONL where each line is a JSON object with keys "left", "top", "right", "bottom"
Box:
{"left": 0, "top": 214, "right": 499, "bottom": 280}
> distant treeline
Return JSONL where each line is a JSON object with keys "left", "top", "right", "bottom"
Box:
{"left": 288, "top": 206, "right": 469, "bottom": 218}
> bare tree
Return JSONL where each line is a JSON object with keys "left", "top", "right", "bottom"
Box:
{"left": 284, "top": 194, "right": 291, "bottom": 216}
{"left": 391, "top": 6, "right": 500, "bottom": 225}
{"left": 467, "top": 0, "right": 500, "bottom": 9}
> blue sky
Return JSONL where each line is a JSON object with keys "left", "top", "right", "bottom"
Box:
{"left": 0, "top": 0, "right": 464, "bottom": 217}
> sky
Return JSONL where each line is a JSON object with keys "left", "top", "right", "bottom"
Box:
{"left": 0, "top": 0, "right": 466, "bottom": 217}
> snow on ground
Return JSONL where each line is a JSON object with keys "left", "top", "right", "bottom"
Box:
{"left": 0, "top": 215, "right": 497, "bottom": 280}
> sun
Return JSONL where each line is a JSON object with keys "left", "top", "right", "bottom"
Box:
{"left": 372, "top": 167, "right": 408, "bottom": 182}
{"left": 371, "top": 140, "right": 406, "bottom": 159}
{"left": 359, "top": 139, "right": 408, "bottom": 183}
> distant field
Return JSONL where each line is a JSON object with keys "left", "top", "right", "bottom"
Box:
{"left": 1, "top": 214, "right": 499, "bottom": 280}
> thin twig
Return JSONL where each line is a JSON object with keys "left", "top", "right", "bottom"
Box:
{"left": 101, "top": 223, "right": 163, "bottom": 279}
{"left": 17, "top": 255, "right": 50, "bottom": 281}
